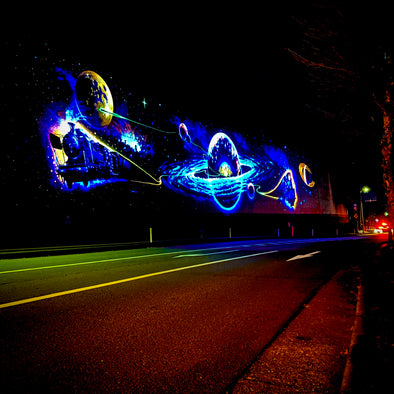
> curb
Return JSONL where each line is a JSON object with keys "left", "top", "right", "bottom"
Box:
{"left": 232, "top": 268, "right": 358, "bottom": 393}
{"left": 340, "top": 277, "right": 365, "bottom": 393}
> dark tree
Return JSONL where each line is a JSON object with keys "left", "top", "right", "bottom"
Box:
{"left": 287, "top": 1, "right": 394, "bottom": 218}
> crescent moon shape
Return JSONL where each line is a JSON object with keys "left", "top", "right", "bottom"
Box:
{"left": 299, "top": 163, "right": 315, "bottom": 187}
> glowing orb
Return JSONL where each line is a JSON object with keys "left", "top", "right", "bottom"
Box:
{"left": 75, "top": 71, "right": 113, "bottom": 128}
{"left": 219, "top": 162, "right": 233, "bottom": 177}
{"left": 207, "top": 133, "right": 243, "bottom": 211}
{"left": 299, "top": 163, "right": 315, "bottom": 187}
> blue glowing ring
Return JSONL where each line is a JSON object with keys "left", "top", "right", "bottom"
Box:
{"left": 160, "top": 155, "right": 272, "bottom": 211}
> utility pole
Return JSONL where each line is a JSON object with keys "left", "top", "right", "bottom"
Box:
{"left": 360, "top": 186, "right": 371, "bottom": 232}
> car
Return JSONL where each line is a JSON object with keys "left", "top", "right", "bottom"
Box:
{"left": 373, "top": 219, "right": 391, "bottom": 233}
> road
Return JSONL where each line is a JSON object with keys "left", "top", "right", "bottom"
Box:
{"left": 0, "top": 236, "right": 380, "bottom": 393}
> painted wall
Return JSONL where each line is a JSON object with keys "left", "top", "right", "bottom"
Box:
{"left": 40, "top": 69, "right": 337, "bottom": 217}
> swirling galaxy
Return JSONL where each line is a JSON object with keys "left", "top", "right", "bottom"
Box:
{"left": 160, "top": 152, "right": 297, "bottom": 212}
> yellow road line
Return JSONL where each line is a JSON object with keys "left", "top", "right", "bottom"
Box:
{"left": 0, "top": 250, "right": 277, "bottom": 309}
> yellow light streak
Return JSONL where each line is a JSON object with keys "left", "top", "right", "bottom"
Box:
{"left": 256, "top": 169, "right": 298, "bottom": 209}
{"left": 75, "top": 121, "right": 162, "bottom": 186}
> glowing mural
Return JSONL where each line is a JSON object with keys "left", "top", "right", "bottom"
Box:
{"left": 299, "top": 163, "right": 315, "bottom": 188}
{"left": 40, "top": 68, "right": 323, "bottom": 214}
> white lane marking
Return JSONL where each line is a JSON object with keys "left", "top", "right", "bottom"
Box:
{"left": 0, "top": 250, "right": 278, "bottom": 309}
{"left": 174, "top": 249, "right": 240, "bottom": 258}
{"left": 286, "top": 251, "right": 321, "bottom": 261}
{"left": 0, "top": 251, "right": 180, "bottom": 275}
{"left": 0, "top": 236, "right": 362, "bottom": 275}
{"left": 0, "top": 246, "right": 240, "bottom": 275}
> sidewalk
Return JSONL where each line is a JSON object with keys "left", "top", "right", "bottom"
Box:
{"left": 232, "top": 268, "right": 359, "bottom": 393}
{"left": 232, "top": 238, "right": 394, "bottom": 393}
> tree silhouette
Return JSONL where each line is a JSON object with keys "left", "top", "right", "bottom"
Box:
{"left": 287, "top": 1, "right": 394, "bottom": 218}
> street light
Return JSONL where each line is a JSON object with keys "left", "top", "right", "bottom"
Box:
{"left": 360, "top": 186, "right": 371, "bottom": 232}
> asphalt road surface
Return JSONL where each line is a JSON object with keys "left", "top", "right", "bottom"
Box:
{"left": 0, "top": 236, "right": 379, "bottom": 393}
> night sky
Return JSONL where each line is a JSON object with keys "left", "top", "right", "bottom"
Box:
{"left": 2, "top": 2, "right": 392, "bottom": 244}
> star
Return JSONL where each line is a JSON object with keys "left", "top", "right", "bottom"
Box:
{"left": 142, "top": 98, "right": 147, "bottom": 108}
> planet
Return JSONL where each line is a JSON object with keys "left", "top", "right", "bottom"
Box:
{"left": 247, "top": 182, "right": 255, "bottom": 200}
{"left": 75, "top": 71, "right": 113, "bottom": 128}
{"left": 207, "top": 133, "right": 241, "bottom": 178}
{"left": 178, "top": 123, "right": 191, "bottom": 143}
{"left": 207, "top": 133, "right": 243, "bottom": 210}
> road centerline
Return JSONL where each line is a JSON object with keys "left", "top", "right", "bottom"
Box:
{"left": 0, "top": 250, "right": 278, "bottom": 309}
